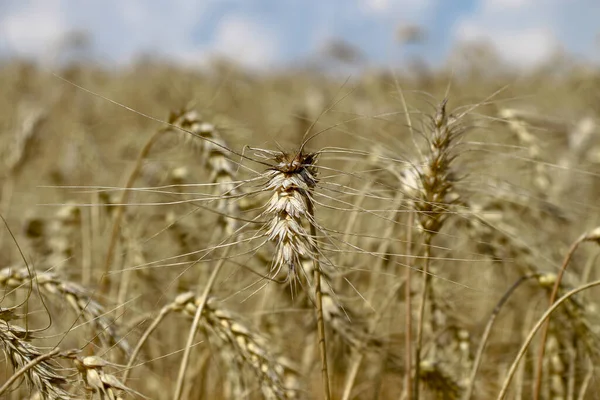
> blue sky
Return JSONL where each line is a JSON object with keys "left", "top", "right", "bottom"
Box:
{"left": 0, "top": 0, "right": 598, "bottom": 69}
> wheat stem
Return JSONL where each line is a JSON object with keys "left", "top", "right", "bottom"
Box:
{"left": 577, "top": 358, "right": 594, "bottom": 400}
{"left": 404, "top": 210, "right": 414, "bottom": 400}
{"left": 341, "top": 280, "right": 403, "bottom": 400}
{"left": 123, "top": 306, "right": 172, "bottom": 383}
{"left": 464, "top": 274, "right": 536, "bottom": 400}
{"left": 307, "top": 199, "right": 331, "bottom": 400}
{"left": 413, "top": 237, "right": 431, "bottom": 400}
{"left": 102, "top": 127, "right": 166, "bottom": 295}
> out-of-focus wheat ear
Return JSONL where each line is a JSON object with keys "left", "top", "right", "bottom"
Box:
{"left": 169, "top": 109, "right": 243, "bottom": 236}
{"left": 211, "top": 337, "right": 245, "bottom": 400}
{"left": 498, "top": 279, "right": 600, "bottom": 400}
{"left": 0, "top": 266, "right": 131, "bottom": 355}
{"left": 533, "top": 227, "right": 600, "bottom": 400}
{"left": 3, "top": 103, "right": 46, "bottom": 175}
{"left": 123, "top": 291, "right": 203, "bottom": 384}
{"left": 47, "top": 204, "right": 81, "bottom": 271}
{"left": 465, "top": 274, "right": 536, "bottom": 400}
{"left": 259, "top": 149, "right": 330, "bottom": 398}
{"left": 24, "top": 203, "right": 82, "bottom": 275}
{"left": 461, "top": 200, "right": 540, "bottom": 276}
{"left": 537, "top": 269, "right": 600, "bottom": 381}
{"left": 0, "top": 317, "right": 73, "bottom": 399}
{"left": 410, "top": 99, "right": 465, "bottom": 398}
{"left": 164, "top": 167, "right": 199, "bottom": 263}
{"left": 0, "top": 103, "right": 46, "bottom": 252}
{"left": 418, "top": 359, "right": 462, "bottom": 399}
{"left": 544, "top": 330, "right": 569, "bottom": 399}
{"left": 299, "top": 258, "right": 381, "bottom": 351}
{"left": 500, "top": 108, "right": 551, "bottom": 193}
{"left": 1, "top": 103, "right": 46, "bottom": 227}
{"left": 170, "top": 292, "right": 301, "bottom": 400}
{"left": 462, "top": 204, "right": 600, "bottom": 396}
{"left": 426, "top": 290, "right": 473, "bottom": 392}
{"left": 552, "top": 117, "right": 596, "bottom": 200}
{"left": 123, "top": 295, "right": 242, "bottom": 398}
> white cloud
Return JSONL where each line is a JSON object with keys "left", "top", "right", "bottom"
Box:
{"left": 483, "top": 0, "right": 535, "bottom": 11}
{"left": 362, "top": 0, "right": 394, "bottom": 12}
{"left": 490, "top": 29, "right": 558, "bottom": 66}
{"left": 5, "top": 1, "right": 213, "bottom": 59}
{"left": 0, "top": 0, "right": 67, "bottom": 58}
{"left": 452, "top": 0, "right": 570, "bottom": 68}
{"left": 0, "top": 0, "right": 213, "bottom": 64}
{"left": 359, "top": 0, "right": 433, "bottom": 14}
{"left": 209, "top": 15, "right": 280, "bottom": 69}
{"left": 0, "top": 0, "right": 281, "bottom": 69}
{"left": 73, "top": 0, "right": 212, "bottom": 63}
{"left": 457, "top": 23, "right": 558, "bottom": 66}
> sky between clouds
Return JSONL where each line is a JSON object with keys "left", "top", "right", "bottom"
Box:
{"left": 0, "top": 0, "right": 598, "bottom": 69}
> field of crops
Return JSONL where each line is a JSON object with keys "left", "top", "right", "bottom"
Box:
{"left": 1, "top": 57, "right": 600, "bottom": 399}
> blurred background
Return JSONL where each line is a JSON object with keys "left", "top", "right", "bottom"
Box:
{"left": 1, "top": 0, "right": 598, "bottom": 72}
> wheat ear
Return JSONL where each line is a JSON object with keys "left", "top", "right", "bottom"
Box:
{"left": 166, "top": 109, "right": 247, "bottom": 399}
{"left": 260, "top": 149, "right": 330, "bottom": 398}
{"left": 179, "top": 293, "right": 300, "bottom": 399}
{"left": 0, "top": 266, "right": 130, "bottom": 355}
{"left": 0, "top": 318, "right": 72, "bottom": 399}
{"left": 533, "top": 227, "right": 600, "bottom": 399}
{"left": 169, "top": 109, "right": 243, "bottom": 235}
{"left": 497, "top": 278, "right": 600, "bottom": 400}
{"left": 411, "top": 99, "right": 464, "bottom": 398}
{"left": 0, "top": 103, "right": 46, "bottom": 249}
{"left": 126, "top": 292, "right": 300, "bottom": 399}
{"left": 72, "top": 355, "right": 136, "bottom": 400}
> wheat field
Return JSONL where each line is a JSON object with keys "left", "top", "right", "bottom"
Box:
{"left": 1, "top": 58, "right": 600, "bottom": 399}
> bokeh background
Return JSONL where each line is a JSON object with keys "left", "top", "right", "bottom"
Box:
{"left": 1, "top": 0, "right": 598, "bottom": 70}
